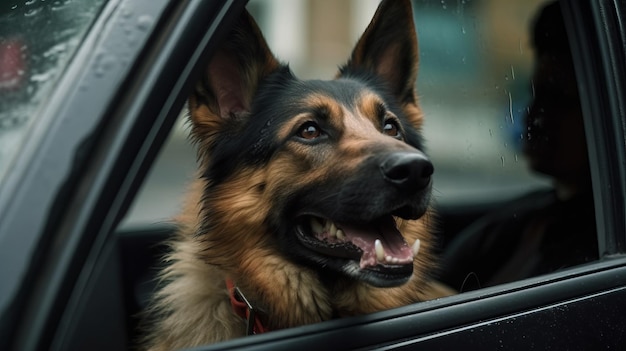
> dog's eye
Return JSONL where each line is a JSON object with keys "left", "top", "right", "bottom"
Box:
{"left": 383, "top": 120, "right": 401, "bottom": 138}
{"left": 297, "top": 122, "right": 322, "bottom": 140}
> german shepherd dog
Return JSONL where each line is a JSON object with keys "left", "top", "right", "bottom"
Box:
{"left": 143, "top": 1, "right": 452, "bottom": 349}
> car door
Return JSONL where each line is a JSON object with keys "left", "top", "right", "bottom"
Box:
{"left": 0, "top": 0, "right": 248, "bottom": 350}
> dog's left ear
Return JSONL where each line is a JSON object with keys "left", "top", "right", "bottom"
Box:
{"left": 340, "top": 0, "right": 419, "bottom": 105}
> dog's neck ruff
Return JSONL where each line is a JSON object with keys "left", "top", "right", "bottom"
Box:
{"left": 225, "top": 278, "right": 270, "bottom": 335}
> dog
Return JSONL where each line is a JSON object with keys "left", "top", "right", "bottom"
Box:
{"left": 142, "top": 1, "right": 453, "bottom": 350}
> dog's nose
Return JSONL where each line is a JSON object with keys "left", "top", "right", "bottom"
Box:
{"left": 380, "top": 152, "right": 433, "bottom": 192}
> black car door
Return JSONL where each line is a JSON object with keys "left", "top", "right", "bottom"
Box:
{"left": 0, "top": 0, "right": 248, "bottom": 350}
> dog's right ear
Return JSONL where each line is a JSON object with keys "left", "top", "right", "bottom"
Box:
{"left": 189, "top": 10, "right": 280, "bottom": 140}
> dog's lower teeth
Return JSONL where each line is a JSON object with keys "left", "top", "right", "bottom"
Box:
{"left": 375, "top": 239, "right": 384, "bottom": 262}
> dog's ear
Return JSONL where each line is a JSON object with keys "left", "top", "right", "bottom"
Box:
{"left": 340, "top": 0, "right": 419, "bottom": 105}
{"left": 189, "top": 9, "right": 280, "bottom": 137}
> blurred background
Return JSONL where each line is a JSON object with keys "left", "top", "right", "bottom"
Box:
{"left": 114, "top": 0, "right": 551, "bottom": 227}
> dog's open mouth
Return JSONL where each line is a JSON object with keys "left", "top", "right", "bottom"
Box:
{"left": 295, "top": 215, "right": 420, "bottom": 284}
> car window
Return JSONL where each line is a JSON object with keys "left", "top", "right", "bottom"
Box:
{"left": 0, "top": 0, "right": 106, "bottom": 185}
{"left": 122, "top": 0, "right": 600, "bottom": 308}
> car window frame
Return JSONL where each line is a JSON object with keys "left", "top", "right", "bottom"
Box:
{"left": 563, "top": 0, "right": 626, "bottom": 256}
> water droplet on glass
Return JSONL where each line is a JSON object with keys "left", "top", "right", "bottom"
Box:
{"left": 94, "top": 53, "right": 117, "bottom": 77}
{"left": 508, "top": 91, "right": 514, "bottom": 124}
{"left": 30, "top": 71, "right": 54, "bottom": 82}
{"left": 122, "top": 7, "right": 133, "bottom": 18}
{"left": 136, "top": 14, "right": 153, "bottom": 31}
{"left": 24, "top": 7, "right": 42, "bottom": 17}
{"left": 51, "top": 0, "right": 70, "bottom": 11}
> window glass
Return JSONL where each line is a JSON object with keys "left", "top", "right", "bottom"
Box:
{"left": 0, "top": 0, "right": 106, "bottom": 184}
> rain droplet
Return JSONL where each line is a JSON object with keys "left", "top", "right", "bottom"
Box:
{"left": 94, "top": 53, "right": 117, "bottom": 77}
{"left": 136, "top": 14, "right": 153, "bottom": 31}
{"left": 122, "top": 7, "right": 133, "bottom": 18}
{"left": 508, "top": 91, "right": 514, "bottom": 124}
{"left": 24, "top": 7, "right": 42, "bottom": 17}
{"left": 51, "top": 0, "right": 70, "bottom": 11}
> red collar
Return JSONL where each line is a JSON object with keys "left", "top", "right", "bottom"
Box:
{"left": 226, "top": 278, "right": 270, "bottom": 335}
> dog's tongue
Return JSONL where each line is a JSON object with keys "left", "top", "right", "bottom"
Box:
{"left": 338, "top": 217, "right": 414, "bottom": 269}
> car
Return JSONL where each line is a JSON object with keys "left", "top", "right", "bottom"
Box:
{"left": 0, "top": 0, "right": 625, "bottom": 350}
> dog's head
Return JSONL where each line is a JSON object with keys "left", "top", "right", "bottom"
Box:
{"left": 189, "top": 0, "right": 433, "bottom": 288}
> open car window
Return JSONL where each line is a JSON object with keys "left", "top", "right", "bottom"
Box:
{"left": 125, "top": 0, "right": 608, "bottom": 288}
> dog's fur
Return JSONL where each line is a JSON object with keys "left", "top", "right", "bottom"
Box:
{"left": 142, "top": 1, "right": 452, "bottom": 350}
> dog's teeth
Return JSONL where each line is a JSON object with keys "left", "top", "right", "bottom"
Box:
{"left": 329, "top": 222, "right": 337, "bottom": 238}
{"left": 336, "top": 229, "right": 345, "bottom": 240}
{"left": 375, "top": 239, "right": 384, "bottom": 262}
{"left": 412, "top": 239, "right": 421, "bottom": 257}
{"left": 310, "top": 217, "right": 324, "bottom": 234}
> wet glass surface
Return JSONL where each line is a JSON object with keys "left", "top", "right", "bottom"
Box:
{"left": 0, "top": 0, "right": 106, "bottom": 183}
